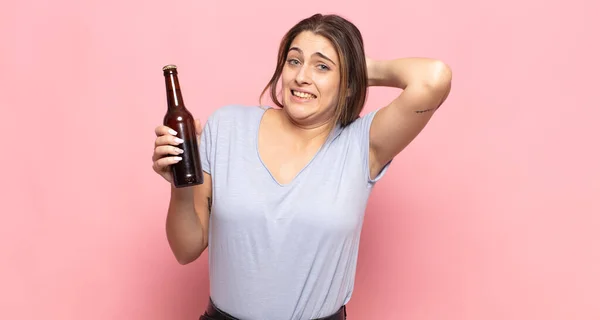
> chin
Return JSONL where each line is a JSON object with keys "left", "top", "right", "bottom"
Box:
{"left": 283, "top": 103, "right": 314, "bottom": 121}
{"left": 283, "top": 95, "right": 315, "bottom": 115}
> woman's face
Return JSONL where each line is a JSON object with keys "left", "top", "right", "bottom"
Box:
{"left": 281, "top": 31, "right": 341, "bottom": 126}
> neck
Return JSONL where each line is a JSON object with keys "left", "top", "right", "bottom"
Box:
{"left": 278, "top": 110, "right": 336, "bottom": 145}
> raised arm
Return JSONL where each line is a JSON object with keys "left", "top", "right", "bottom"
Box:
{"left": 367, "top": 57, "right": 452, "bottom": 177}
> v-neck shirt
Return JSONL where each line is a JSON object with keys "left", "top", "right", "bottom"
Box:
{"left": 199, "top": 104, "right": 390, "bottom": 320}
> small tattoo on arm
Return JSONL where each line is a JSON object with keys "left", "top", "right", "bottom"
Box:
{"left": 415, "top": 108, "right": 436, "bottom": 114}
{"left": 207, "top": 196, "right": 212, "bottom": 215}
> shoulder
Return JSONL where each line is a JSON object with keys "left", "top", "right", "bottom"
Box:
{"left": 206, "top": 104, "right": 265, "bottom": 124}
{"left": 202, "top": 104, "right": 267, "bottom": 139}
{"left": 340, "top": 108, "right": 381, "bottom": 137}
{"left": 200, "top": 104, "right": 265, "bottom": 157}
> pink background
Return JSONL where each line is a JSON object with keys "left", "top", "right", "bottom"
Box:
{"left": 2, "top": 0, "right": 599, "bottom": 319}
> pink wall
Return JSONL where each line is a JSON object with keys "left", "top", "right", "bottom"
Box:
{"left": 2, "top": 0, "right": 599, "bottom": 319}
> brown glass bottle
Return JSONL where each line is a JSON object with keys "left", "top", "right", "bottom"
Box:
{"left": 162, "top": 64, "right": 203, "bottom": 187}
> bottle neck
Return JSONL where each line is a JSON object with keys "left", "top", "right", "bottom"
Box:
{"left": 164, "top": 71, "right": 185, "bottom": 109}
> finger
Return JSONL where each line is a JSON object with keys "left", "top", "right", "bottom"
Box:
{"left": 152, "top": 145, "right": 184, "bottom": 161}
{"left": 155, "top": 125, "right": 178, "bottom": 137}
{"left": 155, "top": 134, "right": 184, "bottom": 147}
{"left": 154, "top": 156, "right": 182, "bottom": 169}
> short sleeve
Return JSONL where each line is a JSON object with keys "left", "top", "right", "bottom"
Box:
{"left": 199, "top": 113, "right": 214, "bottom": 175}
{"left": 350, "top": 109, "right": 393, "bottom": 185}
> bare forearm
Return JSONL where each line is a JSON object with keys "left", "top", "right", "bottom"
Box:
{"left": 166, "top": 186, "right": 207, "bottom": 265}
{"left": 367, "top": 57, "right": 452, "bottom": 89}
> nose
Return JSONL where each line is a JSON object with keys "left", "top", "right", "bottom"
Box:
{"left": 295, "top": 64, "right": 312, "bottom": 85}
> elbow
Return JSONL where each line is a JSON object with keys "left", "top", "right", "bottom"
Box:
{"left": 176, "top": 255, "right": 196, "bottom": 265}
{"left": 428, "top": 60, "right": 452, "bottom": 88}
{"left": 420, "top": 61, "right": 452, "bottom": 99}
{"left": 172, "top": 241, "right": 208, "bottom": 265}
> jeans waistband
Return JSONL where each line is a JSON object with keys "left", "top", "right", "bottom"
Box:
{"left": 200, "top": 298, "right": 347, "bottom": 320}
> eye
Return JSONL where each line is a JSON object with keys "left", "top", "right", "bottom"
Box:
{"left": 316, "top": 64, "right": 330, "bottom": 71}
{"left": 287, "top": 58, "right": 301, "bottom": 66}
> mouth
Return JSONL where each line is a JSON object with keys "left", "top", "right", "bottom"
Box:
{"left": 291, "top": 89, "right": 317, "bottom": 100}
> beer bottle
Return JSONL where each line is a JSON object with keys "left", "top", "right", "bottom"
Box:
{"left": 162, "top": 64, "right": 204, "bottom": 187}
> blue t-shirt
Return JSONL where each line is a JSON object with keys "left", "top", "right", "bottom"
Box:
{"left": 199, "top": 105, "right": 391, "bottom": 320}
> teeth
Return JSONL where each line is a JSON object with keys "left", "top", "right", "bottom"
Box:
{"left": 292, "top": 90, "right": 316, "bottom": 99}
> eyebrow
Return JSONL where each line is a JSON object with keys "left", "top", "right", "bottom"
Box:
{"left": 288, "top": 47, "right": 336, "bottom": 66}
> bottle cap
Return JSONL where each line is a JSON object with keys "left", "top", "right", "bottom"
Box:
{"left": 162, "top": 64, "right": 177, "bottom": 71}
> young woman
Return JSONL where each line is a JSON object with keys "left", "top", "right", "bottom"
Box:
{"left": 152, "top": 13, "right": 452, "bottom": 320}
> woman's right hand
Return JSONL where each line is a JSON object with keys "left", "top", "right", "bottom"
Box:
{"left": 152, "top": 119, "right": 202, "bottom": 183}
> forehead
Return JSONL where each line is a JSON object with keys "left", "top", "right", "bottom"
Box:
{"left": 289, "top": 31, "right": 338, "bottom": 61}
